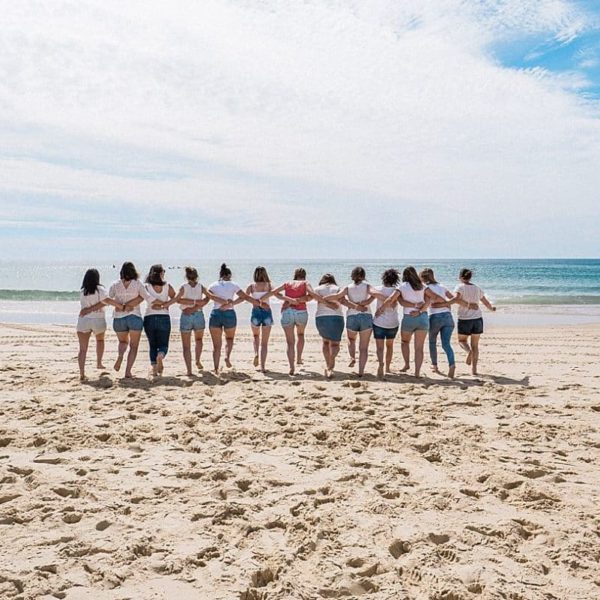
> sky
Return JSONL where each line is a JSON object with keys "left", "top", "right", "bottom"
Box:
{"left": 1, "top": 0, "right": 599, "bottom": 260}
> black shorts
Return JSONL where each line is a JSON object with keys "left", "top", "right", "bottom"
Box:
{"left": 457, "top": 318, "right": 483, "bottom": 336}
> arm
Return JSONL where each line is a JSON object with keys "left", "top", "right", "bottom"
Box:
{"left": 235, "top": 289, "right": 258, "bottom": 306}
{"left": 481, "top": 295, "right": 496, "bottom": 311}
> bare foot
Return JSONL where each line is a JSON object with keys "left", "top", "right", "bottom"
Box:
{"left": 327, "top": 369, "right": 334, "bottom": 380}
{"left": 472, "top": 369, "right": 478, "bottom": 376}
{"left": 124, "top": 372, "right": 133, "bottom": 379}
{"left": 377, "top": 364, "right": 384, "bottom": 379}
{"left": 289, "top": 367, "right": 295, "bottom": 376}
{"left": 466, "top": 351, "right": 472, "bottom": 366}
{"left": 297, "top": 358, "right": 304, "bottom": 365}
{"left": 196, "top": 360, "right": 203, "bottom": 370}
{"left": 186, "top": 371, "right": 193, "bottom": 377}
{"left": 97, "top": 363, "right": 106, "bottom": 370}
{"left": 157, "top": 354, "right": 164, "bottom": 374}
{"left": 414, "top": 371, "right": 421, "bottom": 379}
{"left": 114, "top": 356, "right": 123, "bottom": 372}
{"left": 79, "top": 374, "right": 87, "bottom": 382}
{"left": 323, "top": 368, "right": 330, "bottom": 378}
{"left": 348, "top": 359, "right": 356, "bottom": 367}
{"left": 253, "top": 355, "right": 259, "bottom": 367}
{"left": 400, "top": 364, "right": 409, "bottom": 372}
{"left": 431, "top": 365, "right": 440, "bottom": 374}
{"left": 448, "top": 365, "right": 456, "bottom": 379}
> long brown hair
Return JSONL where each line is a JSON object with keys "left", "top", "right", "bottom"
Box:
{"left": 402, "top": 266, "right": 423, "bottom": 291}
{"left": 293, "top": 267, "right": 306, "bottom": 280}
{"left": 319, "top": 273, "right": 337, "bottom": 286}
{"left": 351, "top": 266, "right": 366, "bottom": 284}
{"left": 254, "top": 266, "right": 270, "bottom": 283}
{"left": 419, "top": 268, "right": 437, "bottom": 285}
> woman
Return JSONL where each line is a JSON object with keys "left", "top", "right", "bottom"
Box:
{"left": 454, "top": 268, "right": 496, "bottom": 376}
{"left": 207, "top": 263, "right": 257, "bottom": 373}
{"left": 108, "top": 262, "right": 149, "bottom": 378}
{"left": 144, "top": 264, "right": 177, "bottom": 376}
{"left": 176, "top": 266, "right": 210, "bottom": 376}
{"left": 262, "top": 268, "right": 311, "bottom": 375}
{"left": 77, "top": 269, "right": 123, "bottom": 381}
{"left": 420, "top": 268, "right": 456, "bottom": 378}
{"left": 246, "top": 266, "right": 273, "bottom": 372}
{"left": 321, "top": 266, "right": 374, "bottom": 377}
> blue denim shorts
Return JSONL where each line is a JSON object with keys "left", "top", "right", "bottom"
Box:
{"left": 209, "top": 309, "right": 237, "bottom": 329}
{"left": 401, "top": 312, "right": 429, "bottom": 333}
{"left": 113, "top": 314, "right": 143, "bottom": 333}
{"left": 346, "top": 313, "right": 373, "bottom": 332}
{"left": 251, "top": 306, "right": 273, "bottom": 327}
{"left": 315, "top": 315, "right": 344, "bottom": 342}
{"left": 280, "top": 308, "right": 309, "bottom": 328}
{"left": 180, "top": 311, "right": 206, "bottom": 332}
{"left": 373, "top": 324, "right": 399, "bottom": 340}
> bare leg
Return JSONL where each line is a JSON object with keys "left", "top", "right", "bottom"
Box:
{"left": 296, "top": 325, "right": 306, "bottom": 364}
{"left": 347, "top": 330, "right": 357, "bottom": 367}
{"left": 251, "top": 325, "right": 260, "bottom": 367}
{"left": 470, "top": 334, "right": 481, "bottom": 375}
{"left": 194, "top": 330, "right": 204, "bottom": 369}
{"left": 224, "top": 327, "right": 236, "bottom": 368}
{"left": 95, "top": 332, "right": 105, "bottom": 368}
{"left": 385, "top": 338, "right": 394, "bottom": 373}
{"left": 181, "top": 331, "right": 193, "bottom": 376}
{"left": 330, "top": 341, "right": 340, "bottom": 376}
{"left": 260, "top": 326, "right": 271, "bottom": 372}
{"left": 413, "top": 330, "right": 427, "bottom": 378}
{"left": 77, "top": 331, "right": 91, "bottom": 380}
{"left": 458, "top": 334, "right": 472, "bottom": 365}
{"left": 210, "top": 327, "right": 223, "bottom": 373}
{"left": 321, "top": 339, "right": 330, "bottom": 376}
{"left": 376, "top": 338, "right": 385, "bottom": 378}
{"left": 114, "top": 331, "right": 129, "bottom": 372}
{"left": 400, "top": 332, "right": 411, "bottom": 372}
{"left": 357, "top": 329, "right": 371, "bottom": 376}
{"left": 283, "top": 326, "right": 296, "bottom": 375}
{"left": 124, "top": 330, "right": 141, "bottom": 378}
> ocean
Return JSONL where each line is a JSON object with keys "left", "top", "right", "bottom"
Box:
{"left": 1, "top": 259, "right": 599, "bottom": 326}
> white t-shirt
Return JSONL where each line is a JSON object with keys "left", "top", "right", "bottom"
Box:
{"left": 144, "top": 283, "right": 171, "bottom": 317}
{"left": 397, "top": 281, "right": 425, "bottom": 315}
{"left": 372, "top": 286, "right": 399, "bottom": 329}
{"left": 427, "top": 283, "right": 451, "bottom": 315}
{"left": 346, "top": 281, "right": 371, "bottom": 317}
{"left": 80, "top": 287, "right": 107, "bottom": 318}
{"left": 181, "top": 282, "right": 204, "bottom": 301}
{"left": 109, "top": 279, "right": 148, "bottom": 318}
{"left": 315, "top": 284, "right": 344, "bottom": 317}
{"left": 208, "top": 280, "right": 241, "bottom": 309}
{"left": 454, "top": 283, "right": 484, "bottom": 320}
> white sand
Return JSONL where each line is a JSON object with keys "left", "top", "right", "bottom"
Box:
{"left": 0, "top": 322, "right": 599, "bottom": 599}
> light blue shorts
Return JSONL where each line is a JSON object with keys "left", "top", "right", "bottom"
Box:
{"left": 280, "top": 308, "right": 308, "bottom": 328}
{"left": 346, "top": 313, "right": 373, "bottom": 332}
{"left": 316, "top": 316, "right": 344, "bottom": 342}
{"left": 113, "top": 314, "right": 143, "bottom": 333}
{"left": 180, "top": 311, "right": 205, "bottom": 332}
{"left": 401, "top": 312, "right": 429, "bottom": 333}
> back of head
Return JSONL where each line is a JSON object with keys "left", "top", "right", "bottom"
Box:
{"left": 419, "top": 268, "right": 437, "bottom": 285}
{"left": 319, "top": 273, "right": 337, "bottom": 286}
{"left": 382, "top": 268, "right": 399, "bottom": 287}
{"left": 120, "top": 261, "right": 138, "bottom": 282}
{"left": 293, "top": 267, "right": 306, "bottom": 281}
{"left": 185, "top": 266, "right": 198, "bottom": 282}
{"left": 403, "top": 266, "right": 423, "bottom": 290}
{"left": 81, "top": 268, "right": 100, "bottom": 296}
{"left": 219, "top": 263, "right": 232, "bottom": 280}
{"left": 146, "top": 264, "right": 166, "bottom": 286}
{"left": 351, "top": 266, "right": 366, "bottom": 284}
{"left": 459, "top": 268, "right": 473, "bottom": 282}
{"left": 253, "top": 266, "right": 270, "bottom": 283}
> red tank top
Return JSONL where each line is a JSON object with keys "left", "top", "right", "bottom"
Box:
{"left": 283, "top": 281, "right": 307, "bottom": 311}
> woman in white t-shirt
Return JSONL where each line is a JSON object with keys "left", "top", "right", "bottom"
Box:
{"left": 143, "top": 264, "right": 177, "bottom": 376}
{"left": 207, "top": 263, "right": 257, "bottom": 373}
{"left": 108, "top": 262, "right": 151, "bottom": 378}
{"left": 246, "top": 266, "right": 274, "bottom": 373}
{"left": 77, "top": 268, "right": 124, "bottom": 381}
{"left": 453, "top": 268, "right": 496, "bottom": 376}
{"left": 175, "top": 266, "right": 210, "bottom": 376}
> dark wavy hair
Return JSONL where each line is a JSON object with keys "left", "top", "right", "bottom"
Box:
{"left": 382, "top": 268, "right": 400, "bottom": 287}
{"left": 219, "top": 263, "right": 232, "bottom": 280}
{"left": 119, "top": 261, "right": 138, "bottom": 281}
{"left": 319, "top": 273, "right": 337, "bottom": 286}
{"left": 460, "top": 268, "right": 473, "bottom": 281}
{"left": 293, "top": 267, "right": 306, "bottom": 281}
{"left": 81, "top": 268, "right": 101, "bottom": 296}
{"left": 402, "top": 266, "right": 423, "bottom": 290}
{"left": 185, "top": 266, "right": 198, "bottom": 282}
{"left": 146, "top": 264, "right": 166, "bottom": 286}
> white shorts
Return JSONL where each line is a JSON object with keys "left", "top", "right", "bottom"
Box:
{"left": 77, "top": 316, "right": 107, "bottom": 334}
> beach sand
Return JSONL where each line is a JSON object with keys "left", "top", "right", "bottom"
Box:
{"left": 0, "top": 322, "right": 598, "bottom": 599}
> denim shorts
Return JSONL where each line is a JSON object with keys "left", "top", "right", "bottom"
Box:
{"left": 458, "top": 317, "right": 484, "bottom": 335}
{"left": 346, "top": 313, "right": 373, "bottom": 332}
{"left": 401, "top": 312, "right": 430, "bottom": 333}
{"left": 113, "top": 314, "right": 143, "bottom": 333}
{"left": 251, "top": 306, "right": 273, "bottom": 327}
{"left": 373, "top": 324, "right": 399, "bottom": 340}
{"left": 280, "top": 308, "right": 309, "bottom": 328}
{"left": 77, "top": 316, "right": 106, "bottom": 334}
{"left": 315, "top": 316, "right": 344, "bottom": 342}
{"left": 180, "top": 311, "right": 206, "bottom": 332}
{"left": 209, "top": 309, "right": 237, "bottom": 329}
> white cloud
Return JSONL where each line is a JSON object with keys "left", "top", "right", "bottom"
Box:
{"left": 0, "top": 0, "right": 599, "bottom": 258}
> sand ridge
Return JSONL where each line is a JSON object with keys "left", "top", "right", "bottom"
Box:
{"left": 0, "top": 323, "right": 599, "bottom": 599}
